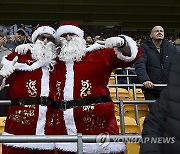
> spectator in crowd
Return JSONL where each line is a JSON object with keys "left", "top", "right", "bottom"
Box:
{"left": 0, "top": 32, "right": 11, "bottom": 62}
{"left": 135, "top": 25, "right": 177, "bottom": 104}
{"left": 94, "top": 35, "right": 104, "bottom": 42}
{"left": 4, "top": 28, "right": 31, "bottom": 51}
{"left": 140, "top": 51, "right": 180, "bottom": 154}
{"left": 9, "top": 34, "right": 15, "bottom": 42}
{"left": 0, "top": 25, "right": 57, "bottom": 154}
{"left": 174, "top": 38, "right": 180, "bottom": 52}
{"left": 6, "top": 34, "right": 15, "bottom": 44}
{"left": 0, "top": 31, "right": 12, "bottom": 117}
{"left": 85, "top": 35, "right": 94, "bottom": 47}
{"left": 51, "top": 21, "right": 142, "bottom": 153}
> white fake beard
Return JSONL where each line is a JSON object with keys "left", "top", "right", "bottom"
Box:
{"left": 58, "top": 36, "right": 87, "bottom": 62}
{"left": 31, "top": 39, "right": 57, "bottom": 71}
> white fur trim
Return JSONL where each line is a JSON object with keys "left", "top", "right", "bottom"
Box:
{"left": 55, "top": 142, "right": 126, "bottom": 153}
{"left": 63, "top": 109, "right": 77, "bottom": 135}
{"left": 35, "top": 67, "right": 49, "bottom": 135}
{"left": 32, "top": 26, "right": 56, "bottom": 43}
{"left": 1, "top": 56, "right": 45, "bottom": 71}
{"left": 40, "top": 67, "right": 50, "bottom": 96}
{"left": 36, "top": 106, "right": 47, "bottom": 135}
{"left": 2, "top": 132, "right": 55, "bottom": 150}
{"left": 56, "top": 25, "right": 84, "bottom": 39}
{"left": 86, "top": 42, "right": 105, "bottom": 52}
{"left": 63, "top": 61, "right": 77, "bottom": 135}
{"left": 114, "top": 35, "right": 138, "bottom": 62}
{"left": 64, "top": 61, "right": 74, "bottom": 101}
{"left": 14, "top": 61, "right": 44, "bottom": 71}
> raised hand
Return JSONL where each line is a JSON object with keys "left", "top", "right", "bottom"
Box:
{"left": 105, "top": 36, "right": 126, "bottom": 48}
{"left": 0, "top": 56, "right": 18, "bottom": 78}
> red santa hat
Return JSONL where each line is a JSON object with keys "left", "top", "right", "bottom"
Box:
{"left": 31, "top": 25, "right": 56, "bottom": 43}
{"left": 56, "top": 21, "right": 84, "bottom": 39}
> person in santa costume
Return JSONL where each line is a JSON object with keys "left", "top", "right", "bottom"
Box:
{"left": 51, "top": 21, "right": 142, "bottom": 154}
{"left": 0, "top": 25, "right": 57, "bottom": 154}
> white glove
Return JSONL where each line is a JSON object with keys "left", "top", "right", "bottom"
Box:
{"left": 0, "top": 56, "right": 18, "bottom": 78}
{"left": 15, "top": 43, "right": 33, "bottom": 55}
{"left": 105, "top": 37, "right": 125, "bottom": 48}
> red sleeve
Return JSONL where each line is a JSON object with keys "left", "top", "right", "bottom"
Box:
{"left": 104, "top": 46, "right": 142, "bottom": 70}
{"left": 4, "top": 51, "right": 33, "bottom": 84}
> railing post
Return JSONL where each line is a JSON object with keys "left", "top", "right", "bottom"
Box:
{"left": 77, "top": 133, "right": 83, "bottom": 154}
{"left": 119, "top": 99, "right": 125, "bottom": 135}
{"left": 132, "top": 83, "right": 140, "bottom": 126}
{"left": 126, "top": 69, "right": 130, "bottom": 91}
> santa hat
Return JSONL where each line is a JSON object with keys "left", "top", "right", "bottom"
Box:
{"left": 31, "top": 25, "right": 56, "bottom": 43}
{"left": 56, "top": 21, "right": 84, "bottom": 39}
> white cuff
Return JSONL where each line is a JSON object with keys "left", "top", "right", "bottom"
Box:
{"left": 114, "top": 35, "right": 138, "bottom": 62}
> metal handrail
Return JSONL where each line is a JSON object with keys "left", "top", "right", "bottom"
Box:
{"left": 0, "top": 134, "right": 142, "bottom": 154}
{"left": 0, "top": 134, "right": 142, "bottom": 143}
{"left": 108, "top": 83, "right": 167, "bottom": 87}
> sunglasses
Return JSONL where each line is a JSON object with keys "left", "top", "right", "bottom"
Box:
{"left": 61, "top": 33, "right": 76, "bottom": 38}
{"left": 38, "top": 34, "right": 55, "bottom": 43}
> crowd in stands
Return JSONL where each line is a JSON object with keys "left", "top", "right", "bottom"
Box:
{"left": 1, "top": 25, "right": 180, "bottom": 48}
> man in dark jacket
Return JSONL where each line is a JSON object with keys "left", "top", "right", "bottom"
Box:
{"left": 4, "top": 28, "right": 31, "bottom": 51}
{"left": 135, "top": 26, "right": 177, "bottom": 102}
{"left": 140, "top": 51, "right": 180, "bottom": 154}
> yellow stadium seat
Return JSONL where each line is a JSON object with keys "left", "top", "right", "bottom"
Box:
{"left": 109, "top": 87, "right": 130, "bottom": 100}
{"left": 116, "top": 116, "right": 141, "bottom": 135}
{"left": 0, "top": 143, "right": 2, "bottom": 154}
{"left": 114, "top": 104, "right": 120, "bottom": 116}
{"left": 126, "top": 143, "right": 140, "bottom": 154}
{"left": 108, "top": 77, "right": 116, "bottom": 84}
{"left": 111, "top": 71, "right": 115, "bottom": 75}
{"left": 140, "top": 116, "right": 146, "bottom": 132}
{"left": 129, "top": 88, "right": 145, "bottom": 100}
{"left": 123, "top": 104, "right": 149, "bottom": 112}
{"left": 0, "top": 117, "right": 6, "bottom": 154}
{"left": 109, "top": 87, "right": 118, "bottom": 100}
{"left": 124, "top": 116, "right": 137, "bottom": 125}
{"left": 123, "top": 103, "right": 149, "bottom": 120}
{"left": 124, "top": 109, "right": 148, "bottom": 119}
{"left": 118, "top": 88, "right": 130, "bottom": 100}
{"left": 0, "top": 117, "right": 6, "bottom": 134}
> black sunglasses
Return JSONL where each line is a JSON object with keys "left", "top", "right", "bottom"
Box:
{"left": 38, "top": 34, "right": 55, "bottom": 43}
{"left": 61, "top": 33, "right": 76, "bottom": 38}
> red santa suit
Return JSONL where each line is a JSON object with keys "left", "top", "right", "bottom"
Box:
{"left": 53, "top": 27, "right": 142, "bottom": 153}
{"left": 1, "top": 51, "right": 55, "bottom": 151}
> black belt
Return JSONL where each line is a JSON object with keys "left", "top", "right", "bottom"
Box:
{"left": 11, "top": 96, "right": 53, "bottom": 106}
{"left": 11, "top": 95, "right": 112, "bottom": 111}
{"left": 53, "top": 95, "right": 112, "bottom": 111}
